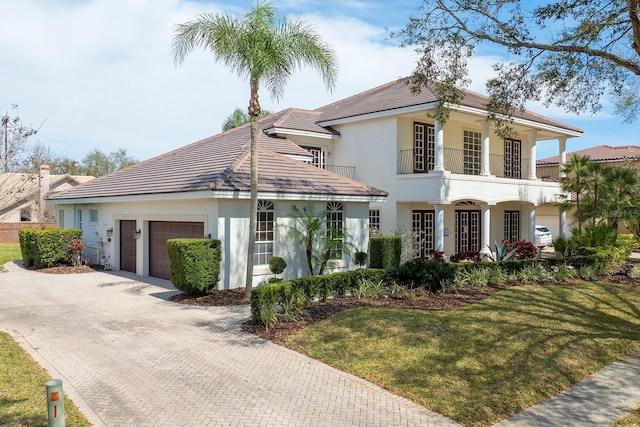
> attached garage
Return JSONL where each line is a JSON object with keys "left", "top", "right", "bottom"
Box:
{"left": 149, "top": 221, "right": 204, "bottom": 279}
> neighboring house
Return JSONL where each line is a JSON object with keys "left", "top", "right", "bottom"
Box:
{"left": 47, "top": 117, "right": 387, "bottom": 289}
{"left": 536, "top": 145, "right": 640, "bottom": 237}
{"left": 0, "top": 165, "right": 94, "bottom": 224}
{"left": 48, "top": 77, "right": 582, "bottom": 287}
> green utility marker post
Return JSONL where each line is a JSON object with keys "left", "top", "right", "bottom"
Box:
{"left": 45, "top": 379, "right": 65, "bottom": 427}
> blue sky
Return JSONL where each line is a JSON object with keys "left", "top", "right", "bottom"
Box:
{"left": 0, "top": 0, "right": 637, "bottom": 163}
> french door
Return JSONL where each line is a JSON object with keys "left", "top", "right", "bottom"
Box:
{"left": 455, "top": 210, "right": 481, "bottom": 253}
{"left": 412, "top": 210, "right": 435, "bottom": 258}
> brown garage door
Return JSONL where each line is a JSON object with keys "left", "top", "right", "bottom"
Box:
{"left": 149, "top": 221, "right": 204, "bottom": 279}
{"left": 120, "top": 220, "right": 137, "bottom": 273}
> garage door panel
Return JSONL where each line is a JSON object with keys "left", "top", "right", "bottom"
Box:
{"left": 149, "top": 221, "right": 204, "bottom": 279}
{"left": 120, "top": 220, "right": 137, "bottom": 273}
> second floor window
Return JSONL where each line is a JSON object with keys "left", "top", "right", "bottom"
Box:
{"left": 254, "top": 200, "right": 274, "bottom": 265}
{"left": 414, "top": 122, "right": 434, "bottom": 173}
{"left": 301, "top": 146, "right": 325, "bottom": 169}
{"left": 326, "top": 202, "right": 344, "bottom": 260}
{"left": 463, "top": 130, "right": 482, "bottom": 175}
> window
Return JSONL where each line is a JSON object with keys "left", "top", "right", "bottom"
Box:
{"left": 504, "top": 211, "right": 520, "bottom": 242}
{"left": 326, "top": 202, "right": 344, "bottom": 260}
{"left": 414, "top": 122, "right": 435, "bottom": 172}
{"left": 412, "top": 210, "right": 434, "bottom": 258}
{"left": 20, "top": 207, "right": 31, "bottom": 222}
{"left": 76, "top": 209, "right": 83, "bottom": 229}
{"left": 301, "top": 146, "right": 325, "bottom": 169}
{"left": 463, "top": 130, "right": 482, "bottom": 175}
{"left": 254, "top": 200, "right": 274, "bottom": 265}
{"left": 57, "top": 209, "right": 65, "bottom": 228}
{"left": 504, "top": 139, "right": 522, "bottom": 178}
{"left": 89, "top": 209, "right": 99, "bottom": 223}
{"left": 369, "top": 209, "right": 380, "bottom": 232}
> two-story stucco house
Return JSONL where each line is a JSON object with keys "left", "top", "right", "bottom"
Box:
{"left": 48, "top": 77, "right": 580, "bottom": 287}
{"left": 274, "top": 78, "right": 581, "bottom": 258}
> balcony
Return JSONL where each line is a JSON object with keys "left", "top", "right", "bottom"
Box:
{"left": 323, "top": 164, "right": 356, "bottom": 180}
{"left": 398, "top": 148, "right": 531, "bottom": 179}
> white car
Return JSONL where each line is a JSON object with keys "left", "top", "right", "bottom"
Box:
{"left": 535, "top": 225, "right": 553, "bottom": 247}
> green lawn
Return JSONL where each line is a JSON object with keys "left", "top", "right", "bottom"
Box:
{"left": 287, "top": 282, "right": 640, "bottom": 426}
{"left": 0, "top": 243, "right": 21, "bottom": 266}
{"left": 613, "top": 406, "right": 640, "bottom": 426}
{"left": 0, "top": 331, "right": 90, "bottom": 426}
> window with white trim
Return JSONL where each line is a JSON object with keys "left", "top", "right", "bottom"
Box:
{"left": 326, "top": 202, "right": 344, "bottom": 260}
{"left": 504, "top": 211, "right": 520, "bottom": 242}
{"left": 301, "top": 146, "right": 325, "bottom": 169}
{"left": 414, "top": 122, "right": 435, "bottom": 172}
{"left": 463, "top": 130, "right": 482, "bottom": 175}
{"left": 369, "top": 209, "right": 380, "bottom": 231}
{"left": 254, "top": 200, "right": 274, "bottom": 265}
{"left": 504, "top": 139, "right": 522, "bottom": 178}
{"left": 89, "top": 209, "right": 99, "bottom": 223}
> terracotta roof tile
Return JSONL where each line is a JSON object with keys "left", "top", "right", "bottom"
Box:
{"left": 315, "top": 78, "right": 583, "bottom": 133}
{"left": 49, "top": 118, "right": 386, "bottom": 201}
{"left": 537, "top": 145, "right": 640, "bottom": 165}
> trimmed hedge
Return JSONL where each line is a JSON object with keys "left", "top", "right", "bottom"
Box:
{"left": 19, "top": 227, "right": 83, "bottom": 268}
{"left": 250, "top": 269, "right": 387, "bottom": 322}
{"left": 369, "top": 236, "right": 401, "bottom": 270}
{"left": 167, "top": 238, "right": 221, "bottom": 295}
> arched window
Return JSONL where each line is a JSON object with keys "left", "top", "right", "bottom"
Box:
{"left": 254, "top": 200, "right": 274, "bottom": 265}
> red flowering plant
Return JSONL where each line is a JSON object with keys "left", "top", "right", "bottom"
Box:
{"left": 67, "top": 238, "right": 87, "bottom": 267}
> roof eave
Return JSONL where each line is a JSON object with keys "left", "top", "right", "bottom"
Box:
{"left": 265, "top": 127, "right": 340, "bottom": 140}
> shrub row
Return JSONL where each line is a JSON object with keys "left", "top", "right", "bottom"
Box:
{"left": 250, "top": 269, "right": 387, "bottom": 322}
{"left": 19, "top": 227, "right": 83, "bottom": 269}
{"left": 167, "top": 238, "right": 221, "bottom": 295}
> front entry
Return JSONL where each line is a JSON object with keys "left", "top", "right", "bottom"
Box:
{"left": 412, "top": 210, "right": 434, "bottom": 258}
{"left": 120, "top": 220, "right": 137, "bottom": 273}
{"left": 455, "top": 210, "right": 481, "bottom": 253}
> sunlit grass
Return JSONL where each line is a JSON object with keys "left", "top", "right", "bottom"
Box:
{"left": 0, "top": 331, "right": 90, "bottom": 426}
{"left": 612, "top": 405, "right": 640, "bottom": 426}
{"left": 287, "top": 282, "right": 640, "bottom": 426}
{"left": 0, "top": 243, "right": 21, "bottom": 266}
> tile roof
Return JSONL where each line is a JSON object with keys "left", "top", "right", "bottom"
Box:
{"left": 0, "top": 172, "right": 94, "bottom": 208}
{"left": 261, "top": 108, "right": 338, "bottom": 136}
{"left": 315, "top": 78, "right": 583, "bottom": 134}
{"left": 537, "top": 145, "right": 640, "bottom": 165}
{"left": 49, "top": 118, "right": 386, "bottom": 201}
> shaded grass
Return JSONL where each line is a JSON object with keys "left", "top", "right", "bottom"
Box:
{"left": 0, "top": 331, "right": 90, "bottom": 426}
{"left": 287, "top": 282, "right": 640, "bottom": 426}
{"left": 0, "top": 243, "right": 21, "bottom": 266}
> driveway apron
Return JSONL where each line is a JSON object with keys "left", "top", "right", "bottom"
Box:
{"left": 0, "top": 262, "right": 459, "bottom": 427}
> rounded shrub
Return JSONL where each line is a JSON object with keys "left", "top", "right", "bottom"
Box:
{"left": 268, "top": 256, "right": 287, "bottom": 276}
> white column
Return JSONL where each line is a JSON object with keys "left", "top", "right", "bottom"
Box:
{"left": 529, "top": 206, "right": 536, "bottom": 243}
{"left": 434, "top": 120, "right": 444, "bottom": 172}
{"left": 482, "top": 122, "right": 491, "bottom": 176}
{"left": 434, "top": 204, "right": 445, "bottom": 252}
{"left": 528, "top": 130, "right": 537, "bottom": 180}
{"left": 479, "top": 204, "right": 491, "bottom": 256}
{"left": 559, "top": 136, "right": 568, "bottom": 239}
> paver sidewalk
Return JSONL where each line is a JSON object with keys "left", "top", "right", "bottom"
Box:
{"left": 0, "top": 262, "right": 458, "bottom": 427}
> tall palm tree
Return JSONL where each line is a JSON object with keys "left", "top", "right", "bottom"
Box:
{"left": 172, "top": 1, "right": 338, "bottom": 296}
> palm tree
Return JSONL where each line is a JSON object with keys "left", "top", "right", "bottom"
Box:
{"left": 222, "top": 107, "right": 272, "bottom": 131}
{"left": 172, "top": 1, "right": 338, "bottom": 296}
{"left": 560, "top": 154, "right": 591, "bottom": 234}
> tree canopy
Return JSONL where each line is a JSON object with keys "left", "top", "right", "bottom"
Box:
{"left": 395, "top": 0, "right": 640, "bottom": 127}
{"left": 222, "top": 107, "right": 272, "bottom": 131}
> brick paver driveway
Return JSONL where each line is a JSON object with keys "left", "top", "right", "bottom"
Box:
{"left": 0, "top": 262, "right": 459, "bottom": 427}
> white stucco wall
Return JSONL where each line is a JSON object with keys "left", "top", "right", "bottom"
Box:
{"left": 51, "top": 197, "right": 371, "bottom": 290}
